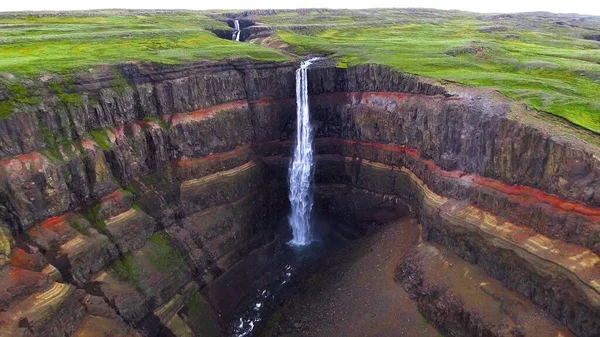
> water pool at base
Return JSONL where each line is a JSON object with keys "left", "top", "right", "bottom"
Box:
{"left": 230, "top": 215, "right": 362, "bottom": 337}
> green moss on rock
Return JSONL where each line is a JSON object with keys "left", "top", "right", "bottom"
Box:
{"left": 0, "top": 101, "right": 15, "bottom": 119}
{"left": 186, "top": 291, "right": 220, "bottom": 337}
{"left": 47, "top": 80, "right": 83, "bottom": 106}
{"left": 89, "top": 129, "right": 113, "bottom": 151}
{"left": 58, "top": 92, "right": 83, "bottom": 106}
{"left": 113, "top": 70, "right": 131, "bottom": 97}
{"left": 147, "top": 232, "right": 184, "bottom": 273}
{"left": 0, "top": 81, "right": 42, "bottom": 119}
{"left": 144, "top": 116, "right": 172, "bottom": 130}
{"left": 68, "top": 216, "right": 91, "bottom": 236}
{"left": 85, "top": 204, "right": 108, "bottom": 232}
{"left": 111, "top": 253, "right": 142, "bottom": 290}
{"left": 336, "top": 61, "right": 348, "bottom": 68}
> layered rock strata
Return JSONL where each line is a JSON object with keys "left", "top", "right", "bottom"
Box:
{"left": 0, "top": 60, "right": 297, "bottom": 337}
{"left": 397, "top": 243, "right": 574, "bottom": 337}
{"left": 0, "top": 61, "right": 598, "bottom": 336}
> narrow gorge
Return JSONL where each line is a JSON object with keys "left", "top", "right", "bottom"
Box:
{"left": 0, "top": 59, "right": 598, "bottom": 337}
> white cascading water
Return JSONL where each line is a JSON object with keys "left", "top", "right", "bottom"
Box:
{"left": 232, "top": 20, "right": 241, "bottom": 41}
{"left": 288, "top": 58, "right": 320, "bottom": 246}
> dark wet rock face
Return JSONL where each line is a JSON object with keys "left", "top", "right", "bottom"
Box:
{"left": 584, "top": 34, "right": 600, "bottom": 41}
{"left": 0, "top": 61, "right": 598, "bottom": 337}
{"left": 210, "top": 29, "right": 234, "bottom": 40}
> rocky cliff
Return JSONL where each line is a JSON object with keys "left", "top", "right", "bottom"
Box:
{"left": 0, "top": 60, "right": 598, "bottom": 337}
{"left": 0, "top": 60, "right": 296, "bottom": 337}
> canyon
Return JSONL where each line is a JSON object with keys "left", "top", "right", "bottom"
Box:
{"left": 0, "top": 59, "right": 599, "bottom": 337}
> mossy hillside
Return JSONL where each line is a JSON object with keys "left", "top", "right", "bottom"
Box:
{"left": 268, "top": 10, "right": 600, "bottom": 133}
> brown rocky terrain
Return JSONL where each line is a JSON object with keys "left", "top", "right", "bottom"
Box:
{"left": 0, "top": 60, "right": 598, "bottom": 337}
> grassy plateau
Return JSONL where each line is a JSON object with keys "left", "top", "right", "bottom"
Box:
{"left": 262, "top": 9, "right": 600, "bottom": 133}
{"left": 0, "top": 9, "right": 599, "bottom": 133}
{"left": 0, "top": 11, "right": 286, "bottom": 76}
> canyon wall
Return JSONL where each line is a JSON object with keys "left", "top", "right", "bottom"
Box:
{"left": 0, "top": 60, "right": 297, "bottom": 337}
{"left": 0, "top": 60, "right": 598, "bottom": 337}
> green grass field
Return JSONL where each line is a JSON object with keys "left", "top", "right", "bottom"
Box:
{"left": 0, "top": 12, "right": 286, "bottom": 76}
{"left": 0, "top": 9, "right": 599, "bottom": 133}
{"left": 265, "top": 9, "right": 600, "bottom": 133}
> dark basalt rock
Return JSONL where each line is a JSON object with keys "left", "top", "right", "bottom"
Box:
{"left": 209, "top": 29, "right": 234, "bottom": 40}
{"left": 240, "top": 26, "right": 273, "bottom": 41}
{"left": 584, "top": 34, "right": 600, "bottom": 41}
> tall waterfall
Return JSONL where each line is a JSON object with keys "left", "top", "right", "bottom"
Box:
{"left": 288, "top": 58, "right": 320, "bottom": 246}
{"left": 232, "top": 20, "right": 240, "bottom": 41}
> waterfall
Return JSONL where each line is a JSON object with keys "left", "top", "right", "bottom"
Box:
{"left": 232, "top": 20, "right": 240, "bottom": 41}
{"left": 288, "top": 58, "right": 320, "bottom": 246}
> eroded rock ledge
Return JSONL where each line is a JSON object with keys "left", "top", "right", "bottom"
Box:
{"left": 0, "top": 61, "right": 598, "bottom": 337}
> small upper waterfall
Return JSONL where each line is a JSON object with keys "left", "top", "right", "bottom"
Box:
{"left": 288, "top": 58, "right": 320, "bottom": 246}
{"left": 232, "top": 19, "right": 241, "bottom": 41}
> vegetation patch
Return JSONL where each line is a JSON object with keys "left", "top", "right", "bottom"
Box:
{"left": 445, "top": 42, "right": 487, "bottom": 57}
{"left": 0, "top": 81, "right": 42, "bottom": 119}
{"left": 57, "top": 92, "right": 83, "bottom": 106}
{"left": 39, "top": 125, "right": 67, "bottom": 161}
{"left": 122, "top": 185, "right": 137, "bottom": 195}
{"left": 111, "top": 253, "right": 142, "bottom": 290}
{"left": 147, "top": 232, "right": 184, "bottom": 273}
{"left": 0, "top": 101, "right": 15, "bottom": 119}
{"left": 85, "top": 204, "right": 107, "bottom": 231}
{"left": 68, "top": 216, "right": 91, "bottom": 236}
{"left": 479, "top": 26, "right": 508, "bottom": 33}
{"left": 113, "top": 70, "right": 131, "bottom": 97}
{"left": 144, "top": 116, "right": 171, "bottom": 130}
{"left": 89, "top": 129, "right": 113, "bottom": 151}
{"left": 40, "top": 148, "right": 63, "bottom": 163}
{"left": 47, "top": 79, "right": 83, "bottom": 106}
{"left": 186, "top": 291, "right": 220, "bottom": 337}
